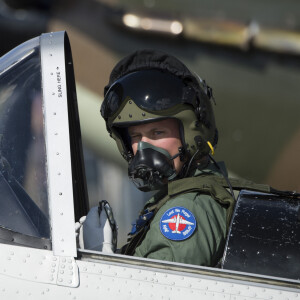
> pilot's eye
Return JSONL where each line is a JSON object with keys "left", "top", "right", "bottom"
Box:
{"left": 154, "top": 131, "right": 164, "bottom": 136}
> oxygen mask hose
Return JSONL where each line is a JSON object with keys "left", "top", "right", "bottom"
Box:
{"left": 128, "top": 142, "right": 177, "bottom": 191}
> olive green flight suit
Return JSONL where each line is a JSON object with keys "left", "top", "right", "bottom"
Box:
{"left": 133, "top": 162, "right": 232, "bottom": 267}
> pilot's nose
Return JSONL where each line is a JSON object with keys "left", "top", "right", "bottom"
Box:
{"left": 141, "top": 136, "right": 151, "bottom": 144}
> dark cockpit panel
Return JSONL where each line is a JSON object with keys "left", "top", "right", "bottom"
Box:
{"left": 222, "top": 190, "right": 300, "bottom": 281}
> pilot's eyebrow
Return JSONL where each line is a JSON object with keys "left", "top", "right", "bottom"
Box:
{"left": 128, "top": 126, "right": 165, "bottom": 136}
{"left": 151, "top": 127, "right": 167, "bottom": 132}
{"left": 150, "top": 126, "right": 166, "bottom": 131}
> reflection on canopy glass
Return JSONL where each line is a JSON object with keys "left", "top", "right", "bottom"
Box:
{"left": 0, "top": 37, "right": 50, "bottom": 238}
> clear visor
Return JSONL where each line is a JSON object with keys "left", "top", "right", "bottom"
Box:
{"left": 101, "top": 69, "right": 197, "bottom": 119}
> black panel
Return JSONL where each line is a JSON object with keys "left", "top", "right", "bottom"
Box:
{"left": 64, "top": 33, "right": 89, "bottom": 220}
{"left": 222, "top": 190, "right": 300, "bottom": 280}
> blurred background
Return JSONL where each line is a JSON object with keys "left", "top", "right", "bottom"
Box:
{"left": 1, "top": 0, "right": 300, "bottom": 245}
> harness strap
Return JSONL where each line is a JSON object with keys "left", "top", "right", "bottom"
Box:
{"left": 168, "top": 175, "right": 271, "bottom": 196}
{"left": 167, "top": 174, "right": 271, "bottom": 227}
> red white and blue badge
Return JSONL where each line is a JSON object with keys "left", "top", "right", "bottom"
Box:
{"left": 160, "top": 207, "right": 196, "bottom": 241}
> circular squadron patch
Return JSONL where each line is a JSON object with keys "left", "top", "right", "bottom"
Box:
{"left": 160, "top": 206, "right": 196, "bottom": 241}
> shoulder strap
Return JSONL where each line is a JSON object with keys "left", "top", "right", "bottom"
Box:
{"left": 168, "top": 175, "right": 271, "bottom": 196}
{"left": 168, "top": 175, "right": 271, "bottom": 227}
{"left": 168, "top": 175, "right": 234, "bottom": 227}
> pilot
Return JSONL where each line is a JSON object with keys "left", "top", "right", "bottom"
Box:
{"left": 79, "top": 49, "right": 236, "bottom": 267}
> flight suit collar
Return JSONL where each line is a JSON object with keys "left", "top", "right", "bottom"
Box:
{"left": 194, "top": 161, "right": 228, "bottom": 177}
{"left": 143, "top": 161, "right": 227, "bottom": 208}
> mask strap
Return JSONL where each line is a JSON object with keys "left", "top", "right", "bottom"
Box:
{"left": 171, "top": 153, "right": 180, "bottom": 160}
{"left": 170, "top": 147, "right": 185, "bottom": 160}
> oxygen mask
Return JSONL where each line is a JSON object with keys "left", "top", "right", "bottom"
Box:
{"left": 128, "top": 142, "right": 178, "bottom": 192}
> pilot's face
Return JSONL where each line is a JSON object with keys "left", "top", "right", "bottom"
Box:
{"left": 128, "top": 119, "right": 184, "bottom": 174}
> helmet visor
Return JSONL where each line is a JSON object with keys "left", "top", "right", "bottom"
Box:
{"left": 101, "top": 69, "right": 197, "bottom": 119}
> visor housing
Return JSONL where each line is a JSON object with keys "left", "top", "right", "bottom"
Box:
{"left": 101, "top": 69, "right": 197, "bottom": 120}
